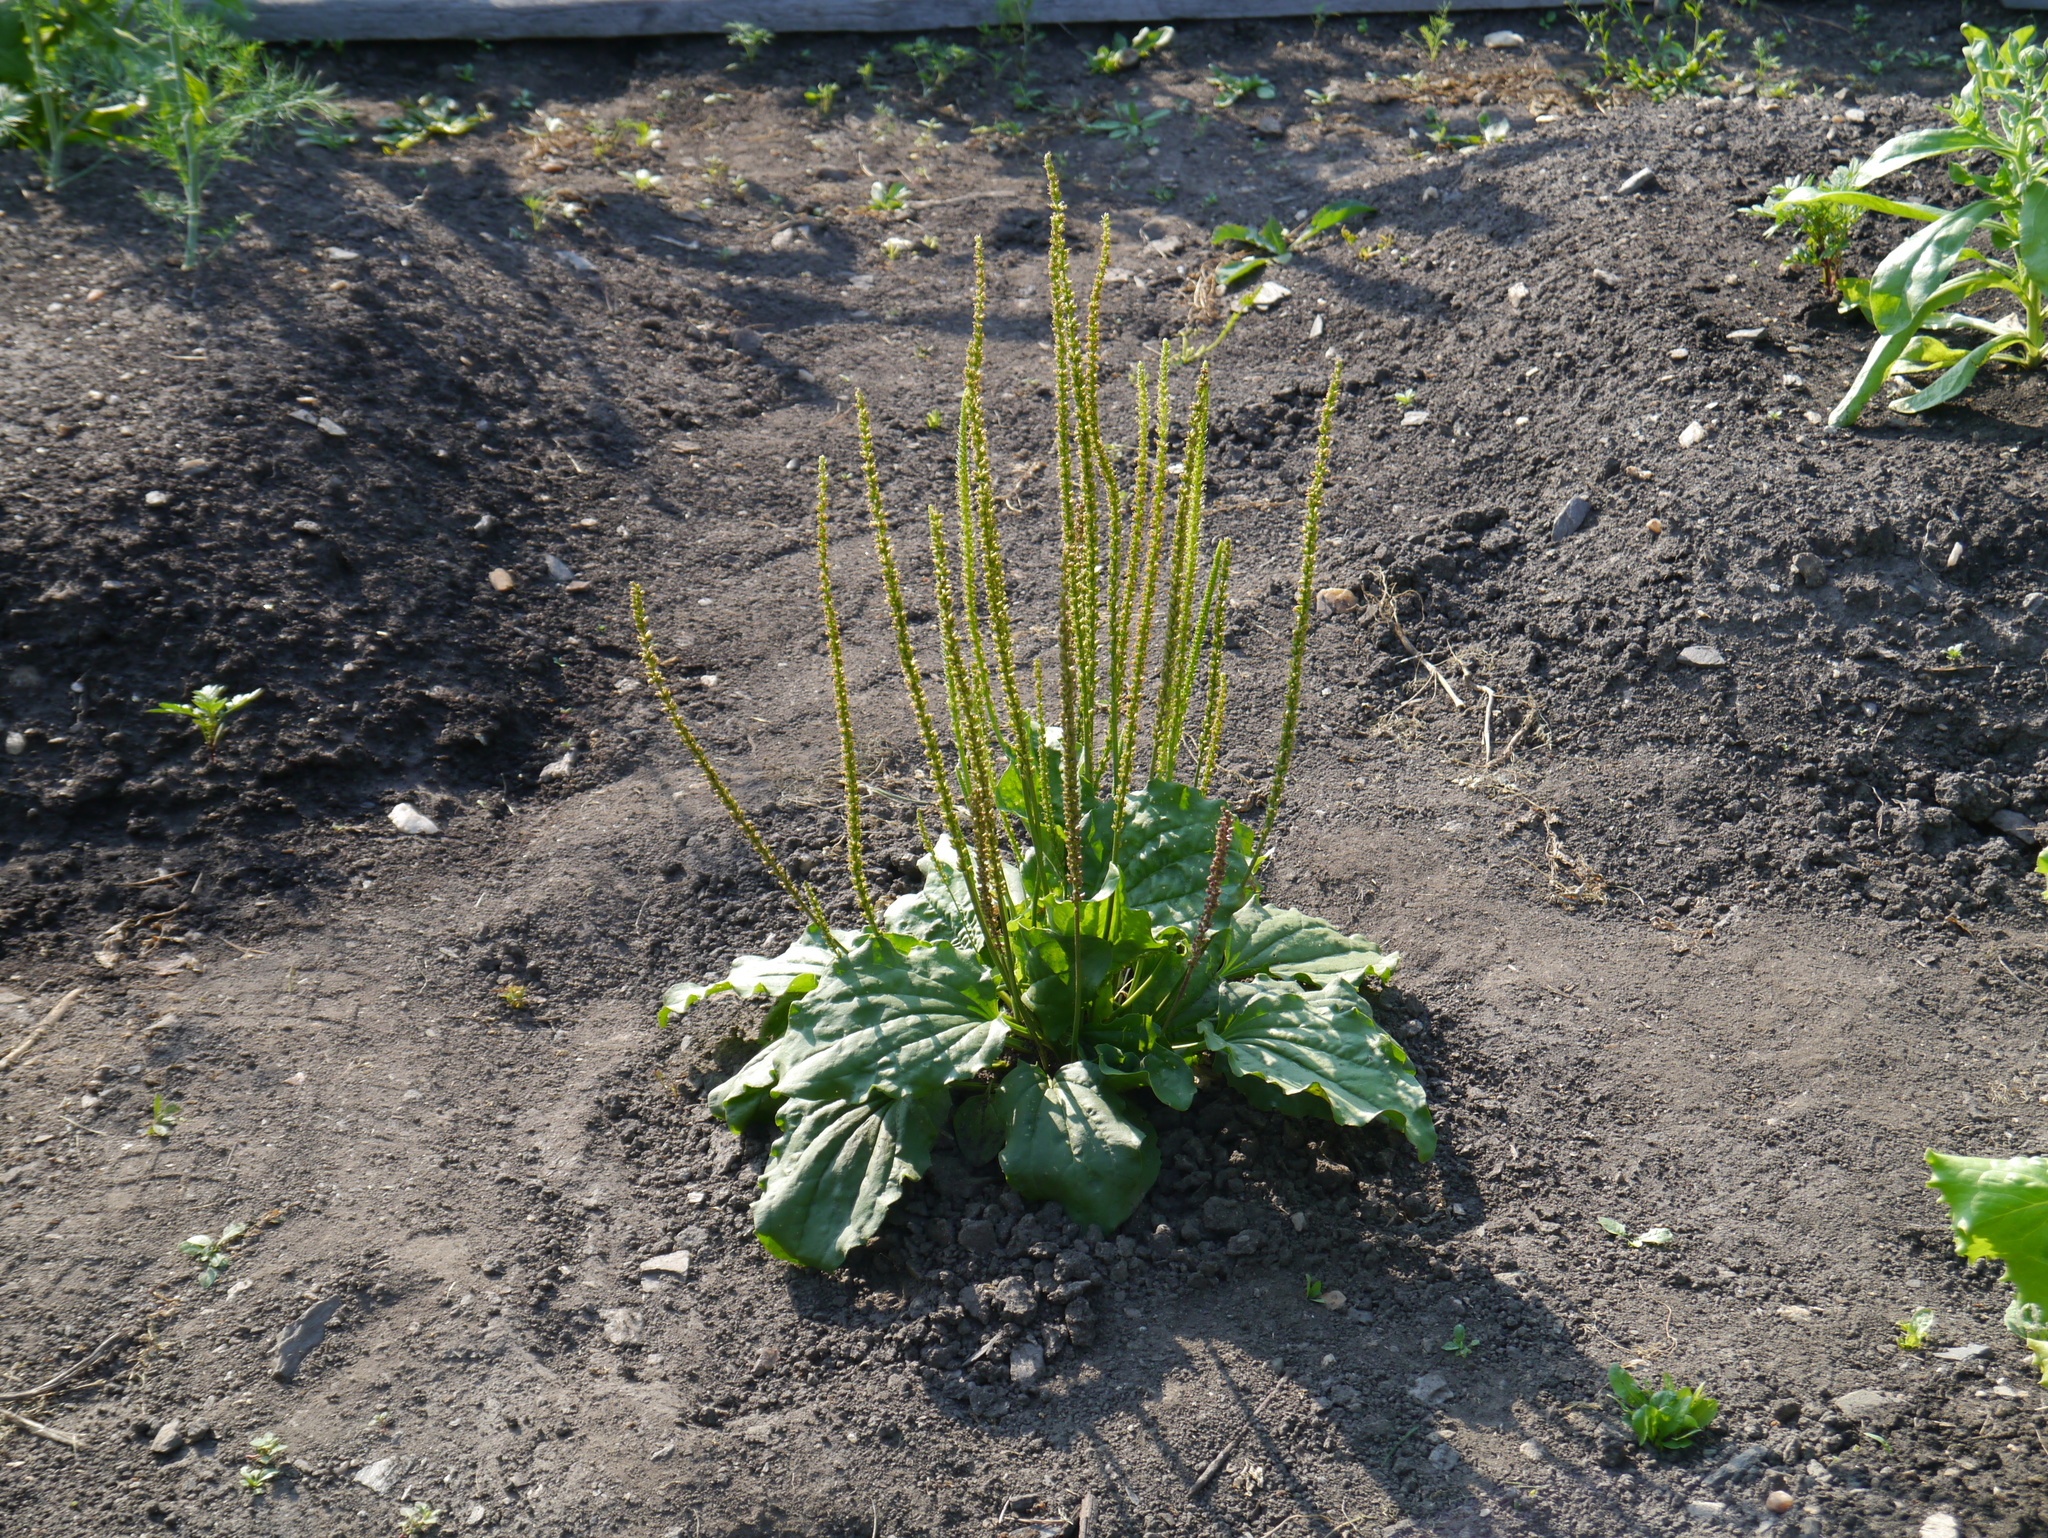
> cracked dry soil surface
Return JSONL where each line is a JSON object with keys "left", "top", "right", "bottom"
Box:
{"left": 6, "top": 9, "right": 2048, "bottom": 1538}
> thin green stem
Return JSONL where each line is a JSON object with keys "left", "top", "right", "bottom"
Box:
{"left": 815, "top": 458, "right": 877, "bottom": 932}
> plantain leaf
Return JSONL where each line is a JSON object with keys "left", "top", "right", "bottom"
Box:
{"left": 771, "top": 936, "right": 1009, "bottom": 1104}
{"left": 952, "top": 1090, "right": 1006, "bottom": 1166}
{"left": 1203, "top": 978, "right": 1435, "bottom": 1159}
{"left": 658, "top": 925, "right": 857, "bottom": 1026}
{"left": 1893, "top": 332, "right": 2028, "bottom": 414}
{"left": 1211, "top": 900, "right": 1399, "bottom": 988}
{"left": 752, "top": 1092, "right": 944, "bottom": 1269}
{"left": 1865, "top": 198, "right": 1999, "bottom": 336}
{"left": 880, "top": 836, "right": 987, "bottom": 951}
{"left": 1307, "top": 201, "right": 1373, "bottom": 234}
{"left": 996, "top": 1060, "right": 1160, "bottom": 1231}
{"left": 1141, "top": 1047, "right": 1196, "bottom": 1111}
{"left": 1112, "top": 777, "right": 1254, "bottom": 936}
{"left": 1217, "top": 254, "right": 1268, "bottom": 287}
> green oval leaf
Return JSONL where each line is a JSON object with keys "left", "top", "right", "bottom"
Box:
{"left": 1892, "top": 332, "right": 2028, "bottom": 414}
{"left": 1866, "top": 198, "right": 1999, "bottom": 336}
{"left": 657, "top": 924, "right": 855, "bottom": 1026}
{"left": 1854, "top": 126, "right": 2003, "bottom": 188}
{"left": 1212, "top": 900, "right": 1399, "bottom": 988}
{"left": 1114, "top": 777, "right": 1254, "bottom": 936}
{"left": 996, "top": 1060, "right": 1159, "bottom": 1231}
{"left": 952, "top": 1091, "right": 1006, "bottom": 1167}
{"left": 752, "top": 1093, "right": 942, "bottom": 1269}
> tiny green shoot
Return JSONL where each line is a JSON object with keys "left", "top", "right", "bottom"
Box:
{"left": 1084, "top": 101, "right": 1170, "bottom": 145}
{"left": 1088, "top": 25, "right": 1172, "bottom": 75}
{"left": 1210, "top": 201, "right": 1374, "bottom": 286}
{"left": 724, "top": 21, "right": 774, "bottom": 64}
{"left": 1895, "top": 1306, "right": 1935, "bottom": 1349}
{"left": 372, "top": 95, "right": 490, "bottom": 155}
{"left": 236, "top": 1465, "right": 276, "bottom": 1494}
{"left": 141, "top": 1093, "right": 182, "bottom": 1138}
{"left": 1392, "top": 388, "right": 1417, "bottom": 408}
{"left": 1304, "top": 1274, "right": 1324, "bottom": 1300}
{"left": 1442, "top": 1323, "right": 1475, "bottom": 1357}
{"left": 180, "top": 1221, "right": 250, "bottom": 1288}
{"left": 1608, "top": 1365, "right": 1718, "bottom": 1449}
{"left": 400, "top": 1503, "right": 442, "bottom": 1536}
{"left": 868, "top": 180, "right": 908, "bottom": 211}
{"left": 924, "top": 408, "right": 945, "bottom": 430}
{"left": 248, "top": 1433, "right": 288, "bottom": 1467}
{"left": 498, "top": 982, "right": 530, "bottom": 1009}
{"left": 1208, "top": 70, "right": 1275, "bottom": 108}
{"left": 1597, "top": 1216, "right": 1676, "bottom": 1248}
{"left": 149, "top": 684, "right": 260, "bottom": 763}
{"left": 804, "top": 81, "right": 840, "bottom": 118}
{"left": 616, "top": 167, "right": 664, "bottom": 192}
{"left": 1410, "top": 3, "right": 1456, "bottom": 63}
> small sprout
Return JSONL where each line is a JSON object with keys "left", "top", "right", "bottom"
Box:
{"left": 181, "top": 1222, "right": 251, "bottom": 1288}
{"left": 1944, "top": 643, "right": 1966, "bottom": 663}
{"left": 149, "top": 685, "right": 261, "bottom": 764}
{"left": 616, "top": 167, "right": 665, "bottom": 192}
{"left": 1088, "top": 26, "right": 1173, "bottom": 75}
{"left": 1084, "top": 102, "right": 1171, "bottom": 146}
{"left": 142, "top": 1093, "right": 183, "bottom": 1138}
{"left": 400, "top": 1503, "right": 442, "bottom": 1535}
{"left": 373, "top": 96, "right": 492, "bottom": 155}
{"left": 1409, "top": 2, "right": 1456, "bottom": 63}
{"left": 1609, "top": 1365, "right": 1718, "bottom": 1450}
{"left": 520, "top": 191, "right": 557, "bottom": 233}
{"left": 1392, "top": 388, "right": 1418, "bottom": 409}
{"left": 894, "top": 36, "right": 979, "bottom": 95}
{"left": 1597, "top": 1216, "right": 1676, "bottom": 1248}
{"left": 880, "top": 235, "right": 915, "bottom": 261}
{"left": 1210, "top": 201, "right": 1373, "bottom": 287}
{"left": 868, "top": 180, "right": 908, "bottom": 211}
{"left": 236, "top": 1465, "right": 277, "bottom": 1494}
{"left": 804, "top": 81, "right": 840, "bottom": 119}
{"left": 1895, "top": 1307, "right": 1935, "bottom": 1350}
{"left": 924, "top": 408, "right": 945, "bottom": 431}
{"left": 1150, "top": 185, "right": 1177, "bottom": 205}
{"left": 1441, "top": 1323, "right": 1475, "bottom": 1358}
{"left": 498, "top": 982, "right": 530, "bottom": 1010}
{"left": 249, "top": 1433, "right": 289, "bottom": 1467}
{"left": 1303, "top": 1274, "right": 1323, "bottom": 1301}
{"left": 1208, "top": 70, "right": 1275, "bottom": 108}
{"left": 724, "top": 21, "right": 774, "bottom": 64}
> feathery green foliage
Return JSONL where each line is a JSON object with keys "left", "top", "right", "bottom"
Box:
{"left": 639, "top": 157, "right": 1432, "bottom": 1270}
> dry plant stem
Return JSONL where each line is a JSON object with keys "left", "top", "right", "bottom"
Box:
{"left": 0, "top": 1405, "right": 85, "bottom": 1449}
{"left": 814, "top": 459, "right": 877, "bottom": 931}
{"left": 631, "top": 584, "right": 835, "bottom": 943}
{"left": 1190, "top": 1380, "right": 1288, "bottom": 1499}
{"left": 0, "top": 985, "right": 85, "bottom": 1072}
{"left": 1077, "top": 1492, "right": 1096, "bottom": 1538}
{"left": 0, "top": 1329, "right": 131, "bottom": 1403}
{"left": 1371, "top": 570, "right": 1468, "bottom": 710}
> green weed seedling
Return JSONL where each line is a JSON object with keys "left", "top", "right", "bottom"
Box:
{"left": 1895, "top": 1306, "right": 1935, "bottom": 1349}
{"left": 399, "top": 1504, "right": 441, "bottom": 1536}
{"left": 149, "top": 684, "right": 260, "bottom": 762}
{"left": 868, "top": 180, "right": 907, "bottom": 211}
{"left": 131, "top": 0, "right": 338, "bottom": 269}
{"left": 1415, "top": 107, "right": 1510, "bottom": 150}
{"left": 1304, "top": 1274, "right": 1325, "bottom": 1301}
{"left": 1088, "top": 26, "right": 1172, "bottom": 76}
{"left": 895, "top": 36, "right": 978, "bottom": 95}
{"left": 1208, "top": 70, "right": 1274, "bottom": 108}
{"left": 1409, "top": 3, "right": 1456, "bottom": 64}
{"left": 723, "top": 21, "right": 773, "bottom": 65}
{"left": 1568, "top": 0, "right": 1727, "bottom": 101}
{"left": 1597, "top": 1215, "right": 1676, "bottom": 1249}
{"left": 1211, "top": 202, "right": 1374, "bottom": 287}
{"left": 1745, "top": 160, "right": 1865, "bottom": 298}
{"left": 1768, "top": 24, "right": 2048, "bottom": 425}
{"left": 248, "top": 1432, "right": 288, "bottom": 1467}
{"left": 181, "top": 1221, "right": 250, "bottom": 1288}
{"left": 924, "top": 408, "right": 945, "bottom": 431}
{"left": 639, "top": 157, "right": 1432, "bottom": 1271}
{"left": 3, "top": 0, "right": 148, "bottom": 189}
{"left": 235, "top": 1465, "right": 276, "bottom": 1494}
{"left": 1608, "top": 1365, "right": 1719, "bottom": 1449}
{"left": 616, "top": 166, "right": 664, "bottom": 192}
{"left": 1084, "top": 101, "right": 1169, "bottom": 146}
{"left": 1442, "top": 1324, "right": 1475, "bottom": 1358}
{"left": 295, "top": 119, "right": 357, "bottom": 149}
{"left": 1928, "top": 1150, "right": 2048, "bottom": 1380}
{"left": 372, "top": 94, "right": 489, "bottom": 155}
{"left": 141, "top": 1092, "right": 181, "bottom": 1137}
{"left": 804, "top": 81, "right": 839, "bottom": 119}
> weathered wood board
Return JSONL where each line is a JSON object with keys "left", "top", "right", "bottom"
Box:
{"left": 242, "top": 0, "right": 1527, "bottom": 44}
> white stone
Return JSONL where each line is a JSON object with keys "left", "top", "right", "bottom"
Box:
{"left": 355, "top": 1457, "right": 399, "bottom": 1494}
{"left": 640, "top": 1251, "right": 692, "bottom": 1277}
{"left": 1401, "top": 410, "right": 1430, "bottom": 427}
{"left": 1920, "top": 1515, "right": 1959, "bottom": 1538}
{"left": 1483, "top": 30, "right": 1525, "bottom": 49}
{"left": 1678, "top": 645, "right": 1727, "bottom": 668}
{"left": 387, "top": 802, "right": 440, "bottom": 836}
{"left": 599, "top": 1307, "right": 647, "bottom": 1346}
{"left": 1679, "top": 420, "right": 1708, "bottom": 447}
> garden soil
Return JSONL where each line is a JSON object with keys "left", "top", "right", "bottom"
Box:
{"left": 5, "top": 7, "right": 2048, "bottom": 1537}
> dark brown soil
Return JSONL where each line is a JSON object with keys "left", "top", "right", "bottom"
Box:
{"left": 5, "top": 8, "right": 2048, "bottom": 1538}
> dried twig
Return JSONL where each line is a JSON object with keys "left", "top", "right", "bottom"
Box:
{"left": 0, "top": 1330, "right": 132, "bottom": 1402}
{"left": 1076, "top": 1492, "right": 1095, "bottom": 1538}
{"left": 1369, "top": 568, "right": 1466, "bottom": 709}
{"left": 0, "top": 1406, "right": 86, "bottom": 1449}
{"left": 1190, "top": 1381, "right": 1287, "bottom": 1501}
{"left": 0, "top": 987, "right": 85, "bottom": 1072}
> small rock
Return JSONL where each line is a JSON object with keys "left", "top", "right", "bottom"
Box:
{"left": 1727, "top": 325, "right": 1772, "bottom": 343}
{"left": 1678, "top": 420, "right": 1708, "bottom": 448}
{"left": 4, "top": 731, "right": 23, "bottom": 757}
{"left": 355, "top": 1457, "right": 399, "bottom": 1494}
{"left": 639, "top": 1251, "right": 691, "bottom": 1278}
{"left": 1144, "top": 235, "right": 1183, "bottom": 258}
{"left": 1991, "top": 809, "right": 2039, "bottom": 842}
{"left": 958, "top": 1218, "right": 997, "bottom": 1254}
{"left": 388, "top": 802, "right": 440, "bottom": 836}
{"left": 1519, "top": 1439, "right": 1545, "bottom": 1461}
{"left": 175, "top": 456, "right": 212, "bottom": 476}
{"left": 599, "top": 1307, "right": 647, "bottom": 1346}
{"left": 144, "top": 490, "right": 171, "bottom": 507}
{"left": 1552, "top": 494, "right": 1591, "bottom": 542}
{"left": 1483, "top": 30, "right": 1525, "bottom": 49}
{"left": 1226, "top": 1230, "right": 1260, "bottom": 1256}
{"left": 465, "top": 1504, "right": 489, "bottom": 1527}
{"left": 1935, "top": 773, "right": 2004, "bottom": 823}
{"left": 1678, "top": 644, "right": 1727, "bottom": 668}
{"left": 555, "top": 249, "right": 597, "bottom": 275}
{"left": 1685, "top": 1500, "right": 1727, "bottom": 1524}
{"left": 960, "top": 1283, "right": 988, "bottom": 1323}
{"left": 1315, "top": 1289, "right": 1348, "bottom": 1311}
{"left": 1148, "top": 1223, "right": 1177, "bottom": 1260}
{"left": 1921, "top": 1515, "right": 1960, "bottom": 1538}
{"left": 1253, "top": 114, "right": 1285, "bottom": 136}
{"left": 1406, "top": 1372, "right": 1452, "bottom": 1407}
{"left": 1770, "top": 1398, "right": 1803, "bottom": 1425}
{"left": 1008, "top": 1341, "right": 1046, "bottom": 1388}
{"left": 649, "top": 1442, "right": 676, "bottom": 1461}
{"left": 1597, "top": 1430, "right": 1630, "bottom": 1467}
{"left": 1616, "top": 167, "right": 1660, "bottom": 196}
{"left": 1934, "top": 1342, "right": 1988, "bottom": 1361}
{"left": 1832, "top": 1388, "right": 1902, "bottom": 1420}
{"left": 1420, "top": 186, "right": 1441, "bottom": 204}
{"left": 2022, "top": 591, "right": 2046, "bottom": 614}
{"left": 293, "top": 519, "right": 323, "bottom": 536}
{"left": 546, "top": 555, "right": 575, "bottom": 583}
{"left": 769, "top": 225, "right": 811, "bottom": 251}
{"left": 989, "top": 1275, "right": 1037, "bottom": 1323}
{"left": 150, "top": 1419, "right": 187, "bottom": 1455}
{"left": 1591, "top": 268, "right": 1621, "bottom": 288}
{"left": 538, "top": 753, "right": 575, "bottom": 781}
{"left": 1705, "top": 1444, "right": 1768, "bottom": 1489}
{"left": 1400, "top": 409, "right": 1429, "bottom": 427}
{"left": 1947, "top": 540, "right": 1966, "bottom": 568}
{"left": 1428, "top": 1441, "right": 1461, "bottom": 1470}
{"left": 1766, "top": 1492, "right": 1796, "bottom": 1515}
{"left": 273, "top": 1296, "right": 346, "bottom": 1381}
{"left": 1506, "top": 281, "right": 1529, "bottom": 310}
{"left": 1249, "top": 281, "right": 1290, "bottom": 311}
{"left": 1792, "top": 552, "right": 1826, "bottom": 587}
{"left": 488, "top": 568, "right": 515, "bottom": 593}
{"left": 1316, "top": 587, "right": 1357, "bottom": 616}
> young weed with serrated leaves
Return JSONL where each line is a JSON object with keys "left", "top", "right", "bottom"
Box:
{"left": 1, "top": 0, "right": 147, "bottom": 189}
{"left": 1208, "top": 70, "right": 1274, "bottom": 109}
{"left": 895, "top": 36, "right": 978, "bottom": 97}
{"left": 1568, "top": 1, "right": 1727, "bottom": 102}
{"left": 636, "top": 156, "right": 1434, "bottom": 1270}
{"left": 1210, "top": 202, "right": 1375, "bottom": 288}
{"left": 1745, "top": 159, "right": 1866, "bottom": 298}
{"left": 723, "top": 21, "right": 772, "bottom": 66}
{"left": 181, "top": 1221, "right": 249, "bottom": 1287}
{"left": 1084, "top": 100, "right": 1169, "bottom": 147}
{"left": 1609, "top": 1365, "right": 1718, "bottom": 1449}
{"left": 1895, "top": 1306, "right": 1935, "bottom": 1349}
{"left": 149, "top": 684, "right": 259, "bottom": 763}
{"left": 1409, "top": 3, "right": 1456, "bottom": 64}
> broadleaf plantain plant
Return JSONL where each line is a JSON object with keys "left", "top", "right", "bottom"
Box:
{"left": 1767, "top": 24, "right": 2048, "bottom": 426}
{"left": 635, "top": 157, "right": 1434, "bottom": 1271}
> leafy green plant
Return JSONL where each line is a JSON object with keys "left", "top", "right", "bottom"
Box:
{"left": 1415, "top": 106, "right": 1510, "bottom": 149}
{"left": 723, "top": 20, "right": 772, "bottom": 64}
{"left": 1569, "top": 0, "right": 1728, "bottom": 101}
{"left": 1392, "top": 387, "right": 1417, "bottom": 408}
{"left": 129, "top": 0, "right": 337, "bottom": 269}
{"left": 1084, "top": 100, "right": 1169, "bottom": 146}
{"left": 1442, "top": 1323, "right": 1474, "bottom": 1357}
{"left": 924, "top": 407, "right": 945, "bottom": 431}
{"left": 639, "top": 160, "right": 1433, "bottom": 1271}
{"left": 181, "top": 1221, "right": 249, "bottom": 1287}
{"left": 1409, "top": 3, "right": 1455, "bottom": 64}
{"left": 1895, "top": 1306, "right": 1936, "bottom": 1349}
{"left": 1927, "top": 1151, "right": 2048, "bottom": 1380}
{"left": 141, "top": 1092, "right": 181, "bottom": 1137}
{"left": 1088, "top": 25, "right": 1172, "bottom": 75}
{"left": 149, "top": 683, "right": 260, "bottom": 762}
{"left": 1208, "top": 70, "right": 1274, "bottom": 108}
{"left": 399, "top": 1504, "right": 441, "bottom": 1536}
{"left": 1304, "top": 1274, "right": 1324, "bottom": 1300}
{"left": 804, "top": 80, "right": 839, "bottom": 118}
{"left": 235, "top": 1465, "right": 276, "bottom": 1494}
{"left": 248, "top": 1432, "right": 288, "bottom": 1467}
{"left": 1211, "top": 202, "right": 1373, "bottom": 287}
{"left": 1608, "top": 1365, "right": 1719, "bottom": 1449}
{"left": 1767, "top": 24, "right": 2048, "bottom": 426}
{"left": 372, "top": 94, "right": 489, "bottom": 154}
{"left": 295, "top": 118, "right": 355, "bottom": 149}
{"left": 498, "top": 982, "right": 530, "bottom": 1009}
{"left": 1597, "top": 1215, "right": 1675, "bottom": 1248}
{"left": 1745, "top": 160, "right": 1866, "bottom": 298}
{"left": 1849, "top": 3, "right": 1873, "bottom": 35}
{"left": 868, "top": 179, "right": 907, "bottom": 211}
{"left": 1, "top": 0, "right": 147, "bottom": 188}
{"left": 895, "top": 35, "right": 978, "bottom": 95}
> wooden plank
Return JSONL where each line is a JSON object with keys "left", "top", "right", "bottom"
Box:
{"left": 242, "top": 0, "right": 1527, "bottom": 44}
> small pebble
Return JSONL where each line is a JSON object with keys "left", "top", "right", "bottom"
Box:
{"left": 1483, "top": 30, "right": 1524, "bottom": 49}
{"left": 1552, "top": 494, "right": 1591, "bottom": 542}
{"left": 1591, "top": 268, "right": 1620, "bottom": 288}
{"left": 1401, "top": 409, "right": 1429, "bottom": 427}
{"left": 1678, "top": 644, "right": 1727, "bottom": 668}
{"left": 1616, "top": 167, "right": 1660, "bottom": 195}
{"left": 387, "top": 802, "right": 440, "bottom": 836}
{"left": 1678, "top": 420, "right": 1708, "bottom": 448}
{"left": 1792, "top": 552, "right": 1826, "bottom": 587}
{"left": 546, "top": 555, "right": 575, "bottom": 582}
{"left": 1315, "top": 1289, "right": 1347, "bottom": 1311}
{"left": 144, "top": 490, "right": 170, "bottom": 507}
{"left": 1317, "top": 587, "right": 1358, "bottom": 616}
{"left": 488, "top": 569, "right": 515, "bottom": 593}
{"left": 4, "top": 731, "right": 24, "bottom": 756}
{"left": 1669, "top": 347, "right": 1689, "bottom": 360}
{"left": 1766, "top": 1492, "right": 1795, "bottom": 1515}
{"left": 1644, "top": 518, "right": 1665, "bottom": 535}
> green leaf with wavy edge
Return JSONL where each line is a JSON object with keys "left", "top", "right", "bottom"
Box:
{"left": 658, "top": 925, "right": 857, "bottom": 1027}
{"left": 1114, "top": 777, "right": 1254, "bottom": 935}
{"left": 1866, "top": 198, "right": 2000, "bottom": 336}
{"left": 1202, "top": 978, "right": 1435, "bottom": 1159}
{"left": 1308, "top": 202, "right": 1373, "bottom": 235}
{"left": 1210, "top": 900, "right": 1400, "bottom": 988}
{"left": 996, "top": 1060, "right": 1160, "bottom": 1231}
{"left": 771, "top": 936, "right": 1009, "bottom": 1104}
{"left": 1927, "top": 1151, "right": 2048, "bottom": 1380}
{"left": 1141, "top": 1047, "right": 1196, "bottom": 1111}
{"left": 1852, "top": 125, "right": 2003, "bottom": 188}
{"left": 1893, "top": 331, "right": 2031, "bottom": 413}
{"left": 1014, "top": 890, "right": 1154, "bottom": 1032}
{"left": 879, "top": 836, "right": 989, "bottom": 951}
{"left": 752, "top": 1092, "right": 943, "bottom": 1268}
